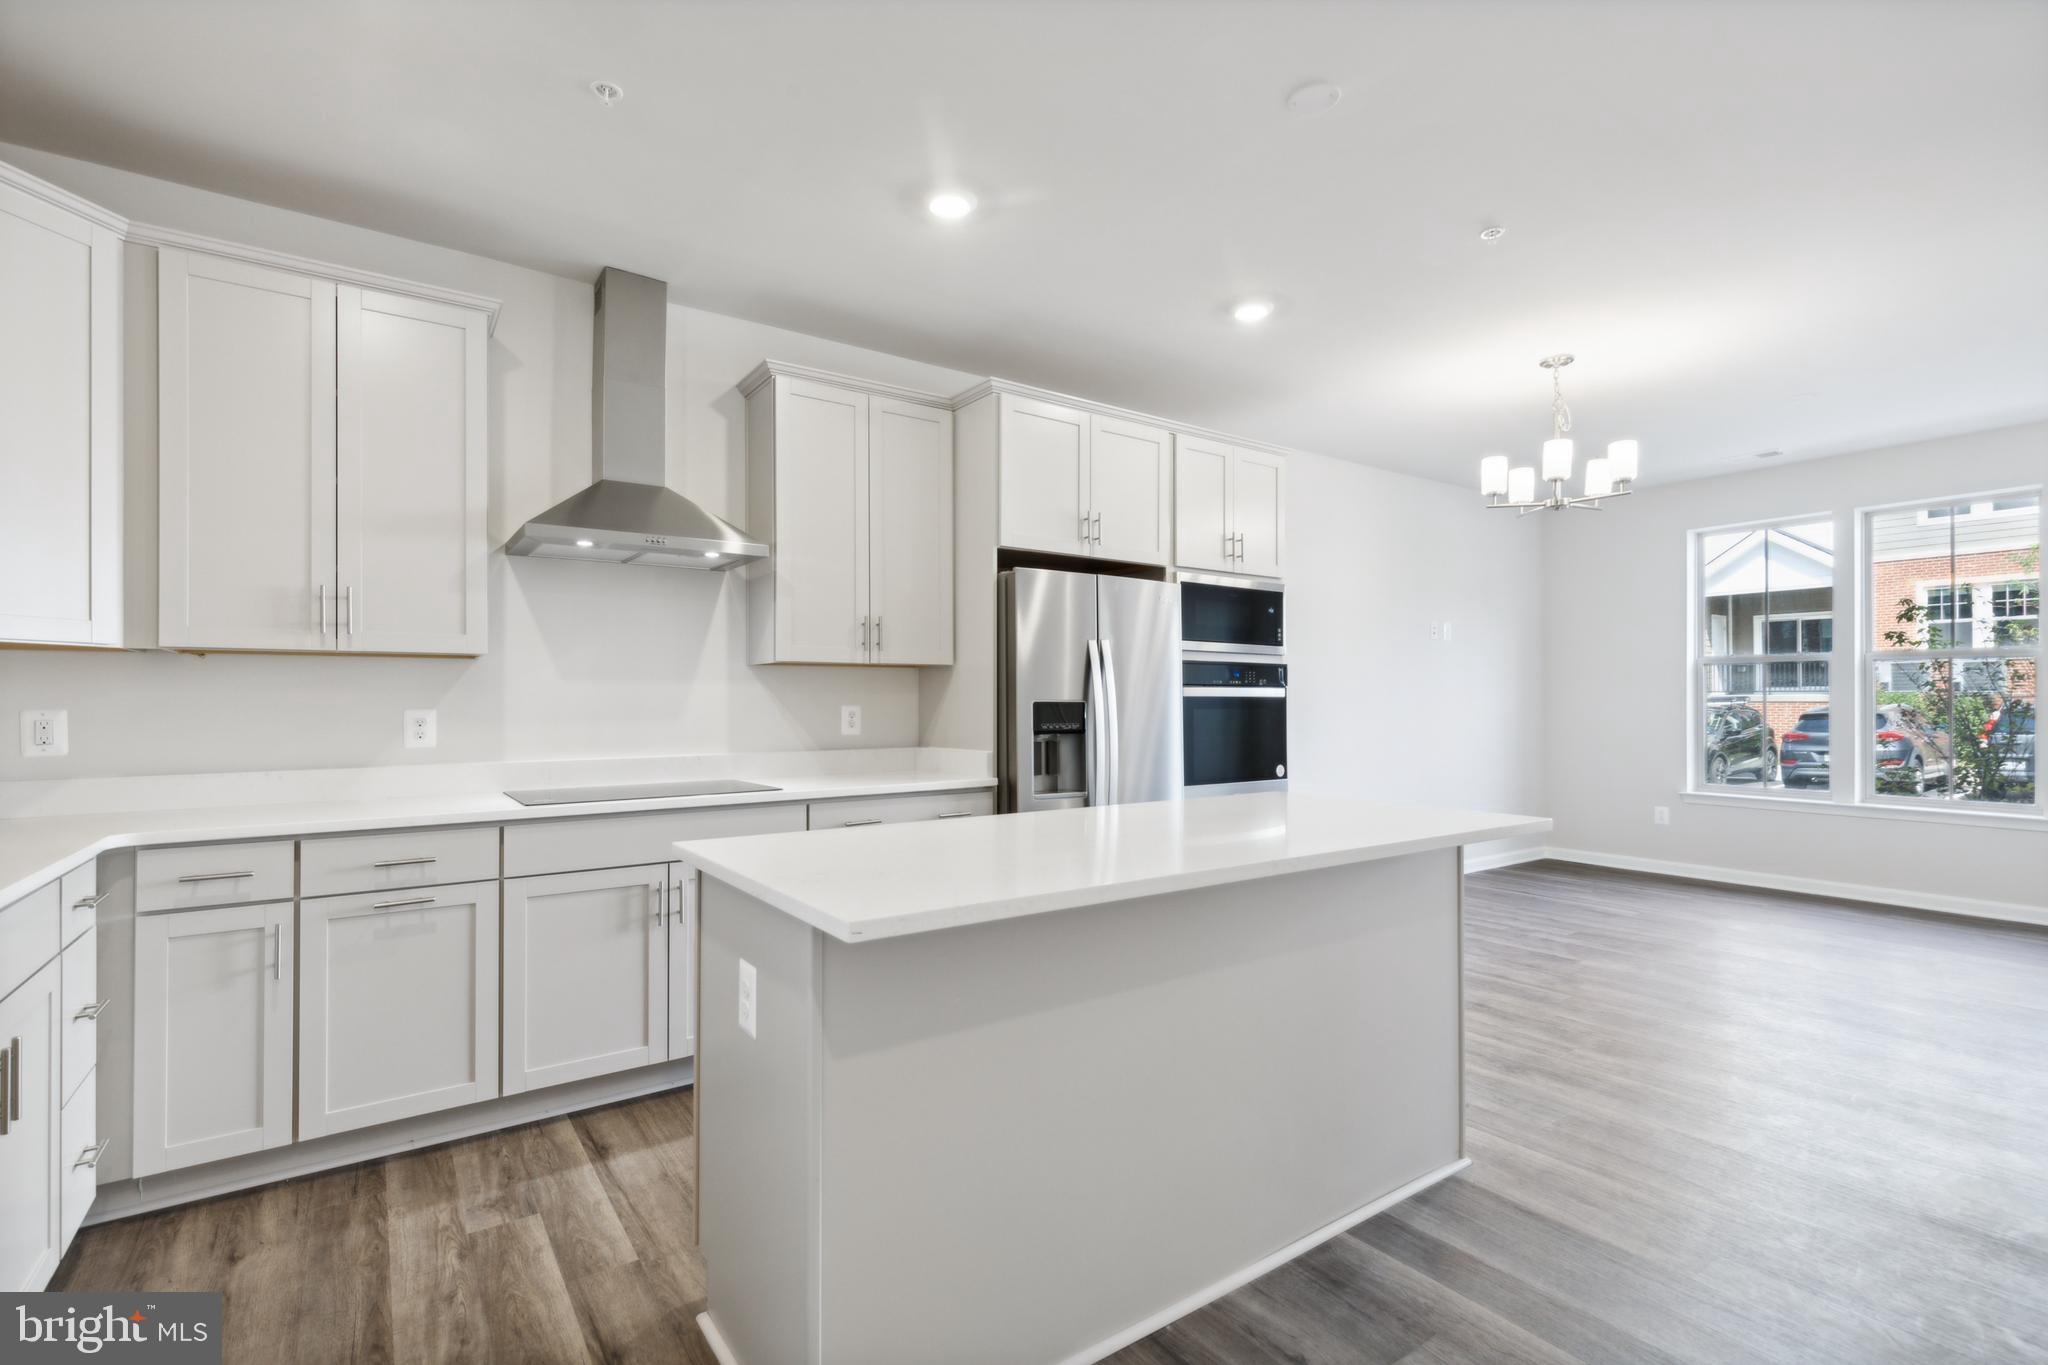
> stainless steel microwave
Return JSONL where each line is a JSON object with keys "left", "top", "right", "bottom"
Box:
{"left": 1179, "top": 573, "right": 1283, "bottom": 654}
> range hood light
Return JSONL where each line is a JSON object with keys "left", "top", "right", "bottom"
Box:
{"left": 575, "top": 539, "right": 595, "bottom": 548}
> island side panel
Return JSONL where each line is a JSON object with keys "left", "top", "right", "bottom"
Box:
{"left": 814, "top": 848, "right": 1462, "bottom": 1364}
{"left": 698, "top": 876, "right": 828, "bottom": 1365}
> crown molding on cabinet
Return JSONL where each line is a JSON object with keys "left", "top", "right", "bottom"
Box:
{"left": 0, "top": 157, "right": 131, "bottom": 235}
{"left": 950, "top": 377, "right": 1296, "bottom": 460}
{"left": 737, "top": 359, "right": 953, "bottom": 407}
{"left": 125, "top": 221, "right": 503, "bottom": 333}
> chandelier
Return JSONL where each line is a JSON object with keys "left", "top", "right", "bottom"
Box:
{"left": 1479, "top": 355, "right": 1639, "bottom": 514}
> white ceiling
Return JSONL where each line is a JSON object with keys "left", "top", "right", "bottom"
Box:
{"left": 2, "top": 0, "right": 2044, "bottom": 487}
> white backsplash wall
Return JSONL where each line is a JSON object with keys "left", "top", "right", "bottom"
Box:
{"left": 0, "top": 142, "right": 978, "bottom": 780}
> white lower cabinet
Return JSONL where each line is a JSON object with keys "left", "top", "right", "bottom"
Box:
{"left": 132, "top": 903, "right": 294, "bottom": 1176}
{"left": 0, "top": 959, "right": 60, "bottom": 1291}
{"left": 667, "top": 865, "right": 695, "bottom": 1063}
{"left": 503, "top": 865, "right": 669, "bottom": 1094}
{"left": 59, "top": 1080, "right": 100, "bottom": 1250}
{"left": 298, "top": 880, "right": 500, "bottom": 1139}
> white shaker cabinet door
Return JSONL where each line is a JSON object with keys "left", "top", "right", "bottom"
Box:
{"left": 297, "top": 880, "right": 500, "bottom": 1139}
{"left": 774, "top": 377, "right": 870, "bottom": 663}
{"left": 0, "top": 176, "right": 121, "bottom": 647}
{"left": 1087, "top": 415, "right": 1172, "bottom": 566}
{"left": 1231, "top": 447, "right": 1285, "bottom": 579}
{"left": 159, "top": 249, "right": 337, "bottom": 651}
{"left": 0, "top": 960, "right": 59, "bottom": 1291}
{"left": 998, "top": 394, "right": 1091, "bottom": 556}
{"left": 502, "top": 866, "right": 668, "bottom": 1094}
{"left": 131, "top": 902, "right": 294, "bottom": 1176}
{"left": 335, "top": 288, "right": 488, "bottom": 656}
{"left": 868, "top": 396, "right": 954, "bottom": 664}
{"left": 1173, "top": 435, "right": 1234, "bottom": 573}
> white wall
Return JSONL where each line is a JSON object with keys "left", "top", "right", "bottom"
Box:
{"left": 1542, "top": 421, "right": 2048, "bottom": 915}
{"left": 0, "top": 142, "right": 977, "bottom": 780}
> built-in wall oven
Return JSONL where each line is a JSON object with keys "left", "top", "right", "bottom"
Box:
{"left": 1182, "top": 658, "right": 1287, "bottom": 794}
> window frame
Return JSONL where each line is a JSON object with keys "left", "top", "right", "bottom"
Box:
{"left": 1858, "top": 487, "right": 2044, "bottom": 820}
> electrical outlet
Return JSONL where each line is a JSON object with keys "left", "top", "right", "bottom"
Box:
{"left": 1653, "top": 805, "right": 1671, "bottom": 826}
{"left": 737, "top": 958, "right": 758, "bottom": 1038}
{"left": 840, "top": 704, "right": 862, "bottom": 737}
{"left": 404, "top": 709, "right": 438, "bottom": 749}
{"left": 20, "top": 709, "right": 68, "bottom": 758}
{"left": 1428, "top": 621, "right": 1441, "bottom": 641}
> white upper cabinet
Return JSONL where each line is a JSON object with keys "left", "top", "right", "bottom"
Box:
{"left": 336, "top": 288, "right": 488, "bottom": 655}
{"left": 868, "top": 395, "right": 954, "bottom": 665}
{"left": 159, "top": 250, "right": 336, "bottom": 652}
{"left": 1172, "top": 434, "right": 1285, "bottom": 579}
{"left": 998, "top": 394, "right": 1091, "bottom": 556}
{"left": 744, "top": 364, "right": 952, "bottom": 665}
{"left": 1088, "top": 414, "right": 1171, "bottom": 565}
{"left": 160, "top": 248, "right": 490, "bottom": 655}
{"left": 0, "top": 164, "right": 122, "bottom": 647}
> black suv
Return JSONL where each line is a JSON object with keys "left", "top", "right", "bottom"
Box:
{"left": 1703, "top": 700, "right": 1777, "bottom": 784}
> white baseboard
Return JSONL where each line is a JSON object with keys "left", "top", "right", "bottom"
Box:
{"left": 1059, "top": 1157, "right": 1472, "bottom": 1365}
{"left": 1461, "top": 844, "right": 1548, "bottom": 874}
{"left": 86, "top": 1059, "right": 694, "bottom": 1224}
{"left": 1530, "top": 846, "right": 2048, "bottom": 929}
{"left": 696, "top": 1312, "right": 741, "bottom": 1365}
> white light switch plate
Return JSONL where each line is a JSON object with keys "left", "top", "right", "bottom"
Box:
{"left": 737, "top": 958, "right": 758, "bottom": 1038}
{"left": 404, "top": 709, "right": 438, "bottom": 749}
{"left": 20, "top": 709, "right": 68, "bottom": 758}
{"left": 840, "top": 704, "right": 862, "bottom": 737}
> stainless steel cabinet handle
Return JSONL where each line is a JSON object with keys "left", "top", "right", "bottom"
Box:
{"left": 343, "top": 584, "right": 354, "bottom": 637}
{"left": 0, "top": 1037, "right": 12, "bottom": 1134}
{"left": 316, "top": 583, "right": 328, "bottom": 637}
{"left": 178, "top": 870, "right": 255, "bottom": 883}
{"left": 1080, "top": 511, "right": 1091, "bottom": 543}
{"left": 74, "top": 1138, "right": 112, "bottom": 1170}
{"left": 861, "top": 616, "right": 870, "bottom": 653}
{"left": 73, "top": 1000, "right": 109, "bottom": 1022}
{"left": 371, "top": 856, "right": 437, "bottom": 868}
{"left": 6, "top": 1035, "right": 18, "bottom": 1127}
{"left": 840, "top": 817, "right": 884, "bottom": 827}
{"left": 73, "top": 891, "right": 111, "bottom": 912}
{"left": 269, "top": 923, "right": 280, "bottom": 980}
{"left": 875, "top": 616, "right": 883, "bottom": 653}
{"left": 1092, "top": 512, "right": 1103, "bottom": 543}
{"left": 370, "top": 896, "right": 436, "bottom": 911}
{"left": 935, "top": 811, "right": 975, "bottom": 819}
{"left": 654, "top": 880, "right": 666, "bottom": 926}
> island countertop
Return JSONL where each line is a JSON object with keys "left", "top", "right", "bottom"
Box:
{"left": 675, "top": 791, "right": 1549, "bottom": 942}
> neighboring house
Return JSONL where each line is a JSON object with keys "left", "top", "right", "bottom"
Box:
{"left": 1702, "top": 523, "right": 1835, "bottom": 741}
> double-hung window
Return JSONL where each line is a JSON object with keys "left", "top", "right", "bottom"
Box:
{"left": 1695, "top": 518, "right": 1835, "bottom": 793}
{"left": 1865, "top": 493, "right": 2041, "bottom": 810}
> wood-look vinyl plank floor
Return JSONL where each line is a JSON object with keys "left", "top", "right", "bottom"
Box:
{"left": 51, "top": 862, "right": 2048, "bottom": 1363}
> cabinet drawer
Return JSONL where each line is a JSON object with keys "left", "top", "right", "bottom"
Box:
{"left": 301, "top": 825, "right": 500, "bottom": 899}
{"left": 61, "top": 1079, "right": 102, "bottom": 1251}
{"left": 808, "top": 789, "right": 995, "bottom": 828}
{"left": 136, "top": 841, "right": 294, "bottom": 912}
{"left": 0, "top": 880, "right": 60, "bottom": 1002}
{"left": 504, "top": 803, "right": 808, "bottom": 878}
{"left": 60, "top": 860, "right": 102, "bottom": 947}
{"left": 60, "top": 929, "right": 99, "bottom": 1107}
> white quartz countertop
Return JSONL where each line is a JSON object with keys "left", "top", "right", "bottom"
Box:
{"left": 0, "top": 752, "right": 992, "bottom": 908}
{"left": 677, "top": 792, "right": 1550, "bottom": 942}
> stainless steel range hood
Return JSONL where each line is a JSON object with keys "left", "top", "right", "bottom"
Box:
{"left": 506, "top": 267, "right": 767, "bottom": 568}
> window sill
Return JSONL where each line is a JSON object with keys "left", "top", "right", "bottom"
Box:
{"left": 1681, "top": 789, "right": 2046, "bottom": 831}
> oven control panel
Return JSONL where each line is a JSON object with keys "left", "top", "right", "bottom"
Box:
{"left": 1182, "top": 662, "right": 1286, "bottom": 688}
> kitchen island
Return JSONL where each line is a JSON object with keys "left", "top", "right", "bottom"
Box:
{"left": 677, "top": 793, "right": 1549, "bottom": 1365}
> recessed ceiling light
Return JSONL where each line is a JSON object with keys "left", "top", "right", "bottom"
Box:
{"left": 1479, "top": 226, "right": 1506, "bottom": 242}
{"left": 927, "top": 191, "right": 976, "bottom": 220}
{"left": 590, "top": 81, "right": 624, "bottom": 108}
{"left": 575, "top": 539, "right": 596, "bottom": 548}
{"left": 1232, "top": 300, "right": 1274, "bottom": 324}
{"left": 1285, "top": 81, "right": 1343, "bottom": 115}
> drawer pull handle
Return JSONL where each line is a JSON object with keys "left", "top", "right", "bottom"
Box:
{"left": 840, "top": 818, "right": 884, "bottom": 827}
{"left": 935, "top": 811, "right": 975, "bottom": 819}
{"left": 73, "top": 1000, "right": 109, "bottom": 1022}
{"left": 177, "top": 870, "right": 256, "bottom": 883}
{"left": 73, "top": 891, "right": 111, "bottom": 912}
{"left": 371, "top": 856, "right": 438, "bottom": 868}
{"left": 0, "top": 1036, "right": 14, "bottom": 1134}
{"left": 74, "top": 1138, "right": 112, "bottom": 1170}
{"left": 371, "top": 896, "right": 437, "bottom": 911}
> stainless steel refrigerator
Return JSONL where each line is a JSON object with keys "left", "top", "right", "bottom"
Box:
{"left": 998, "top": 568, "right": 1182, "bottom": 812}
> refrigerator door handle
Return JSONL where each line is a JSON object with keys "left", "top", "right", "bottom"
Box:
{"left": 1100, "top": 637, "right": 1121, "bottom": 804}
{"left": 1085, "top": 637, "right": 1107, "bottom": 806}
